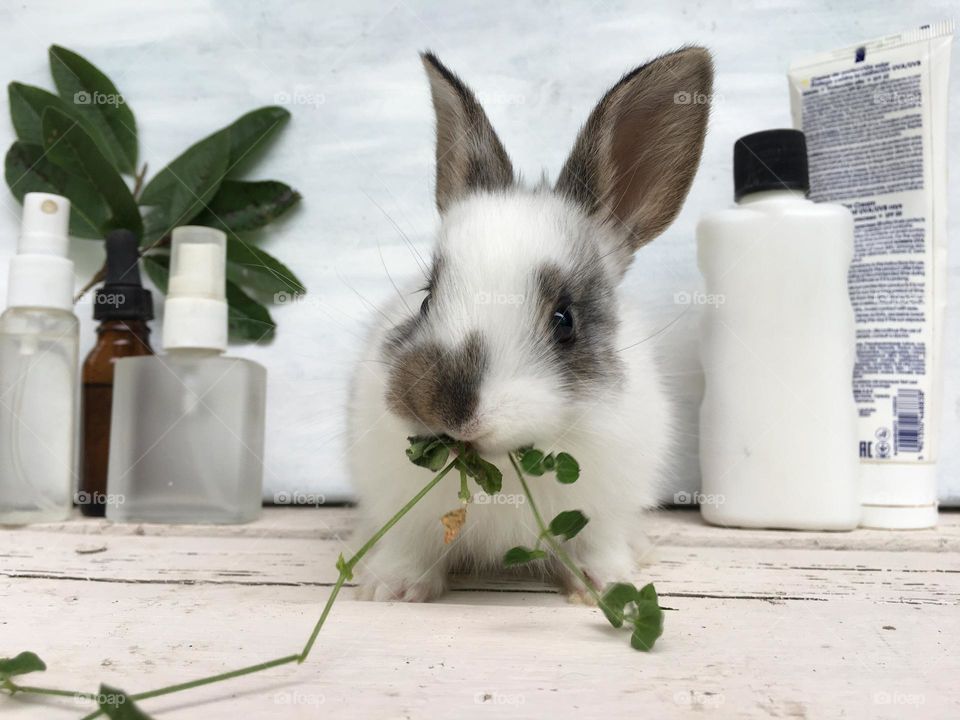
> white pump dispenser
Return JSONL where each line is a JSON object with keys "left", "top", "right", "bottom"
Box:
{"left": 163, "top": 225, "right": 229, "bottom": 351}
{"left": 107, "top": 226, "right": 266, "bottom": 525}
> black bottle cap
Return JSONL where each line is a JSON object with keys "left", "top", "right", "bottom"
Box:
{"left": 93, "top": 229, "right": 154, "bottom": 321}
{"left": 733, "top": 129, "right": 810, "bottom": 201}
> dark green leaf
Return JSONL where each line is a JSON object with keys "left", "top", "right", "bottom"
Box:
{"left": 8, "top": 82, "right": 81, "bottom": 146}
{"left": 599, "top": 583, "right": 639, "bottom": 628}
{"left": 519, "top": 448, "right": 546, "bottom": 476}
{"left": 224, "top": 106, "right": 290, "bottom": 172}
{"left": 48, "top": 45, "right": 137, "bottom": 173}
{"left": 548, "top": 510, "right": 588, "bottom": 541}
{"left": 140, "top": 129, "right": 230, "bottom": 228}
{"left": 0, "top": 651, "right": 46, "bottom": 678}
{"left": 41, "top": 107, "right": 143, "bottom": 237}
{"left": 630, "top": 598, "right": 664, "bottom": 652}
{"left": 226, "top": 236, "right": 304, "bottom": 297}
{"left": 5, "top": 141, "right": 104, "bottom": 238}
{"left": 97, "top": 684, "right": 154, "bottom": 719}
{"left": 554, "top": 452, "right": 579, "bottom": 484}
{"left": 140, "top": 206, "right": 172, "bottom": 247}
{"left": 196, "top": 180, "right": 300, "bottom": 233}
{"left": 227, "top": 278, "right": 275, "bottom": 343}
{"left": 459, "top": 449, "right": 502, "bottom": 494}
{"left": 503, "top": 546, "right": 547, "bottom": 567}
{"left": 41, "top": 108, "right": 142, "bottom": 238}
{"left": 141, "top": 252, "right": 169, "bottom": 293}
{"left": 405, "top": 436, "right": 450, "bottom": 472}
{"left": 638, "top": 582, "right": 659, "bottom": 604}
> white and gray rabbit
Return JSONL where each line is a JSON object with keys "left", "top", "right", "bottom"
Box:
{"left": 348, "top": 48, "right": 713, "bottom": 602}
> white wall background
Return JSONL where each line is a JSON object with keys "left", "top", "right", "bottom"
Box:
{"left": 0, "top": 0, "right": 956, "bottom": 504}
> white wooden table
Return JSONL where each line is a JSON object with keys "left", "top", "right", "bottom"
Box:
{"left": 1, "top": 508, "right": 958, "bottom": 719}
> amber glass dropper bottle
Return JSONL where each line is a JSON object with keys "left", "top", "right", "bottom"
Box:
{"left": 79, "top": 229, "right": 154, "bottom": 517}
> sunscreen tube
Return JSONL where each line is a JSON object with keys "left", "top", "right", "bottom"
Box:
{"left": 788, "top": 22, "right": 953, "bottom": 528}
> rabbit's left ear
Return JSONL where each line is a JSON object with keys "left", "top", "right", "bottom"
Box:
{"left": 556, "top": 47, "right": 713, "bottom": 253}
{"left": 422, "top": 52, "right": 514, "bottom": 214}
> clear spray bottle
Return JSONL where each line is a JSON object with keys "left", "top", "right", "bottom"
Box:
{"left": 0, "top": 193, "right": 79, "bottom": 523}
{"left": 107, "top": 226, "right": 266, "bottom": 524}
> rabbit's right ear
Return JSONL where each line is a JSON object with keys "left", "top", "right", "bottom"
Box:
{"left": 421, "top": 52, "right": 514, "bottom": 214}
{"left": 555, "top": 47, "right": 713, "bottom": 257}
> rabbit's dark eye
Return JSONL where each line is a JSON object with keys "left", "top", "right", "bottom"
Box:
{"left": 420, "top": 293, "right": 432, "bottom": 317}
{"left": 552, "top": 305, "right": 575, "bottom": 344}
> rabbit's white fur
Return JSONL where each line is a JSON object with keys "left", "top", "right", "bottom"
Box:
{"left": 348, "top": 191, "right": 674, "bottom": 602}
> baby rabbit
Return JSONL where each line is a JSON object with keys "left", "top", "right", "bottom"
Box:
{"left": 349, "top": 48, "right": 713, "bottom": 602}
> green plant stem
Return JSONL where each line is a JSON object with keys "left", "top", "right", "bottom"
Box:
{"left": 298, "top": 458, "right": 457, "bottom": 662}
{"left": 65, "top": 458, "right": 458, "bottom": 719}
{"left": 2, "top": 681, "right": 96, "bottom": 700}
{"left": 77, "top": 654, "right": 300, "bottom": 720}
{"left": 132, "top": 162, "right": 148, "bottom": 200}
{"left": 508, "top": 452, "right": 602, "bottom": 604}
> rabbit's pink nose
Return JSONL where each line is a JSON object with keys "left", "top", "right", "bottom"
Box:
{"left": 449, "top": 419, "right": 485, "bottom": 443}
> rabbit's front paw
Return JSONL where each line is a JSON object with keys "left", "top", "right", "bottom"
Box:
{"left": 355, "top": 573, "right": 446, "bottom": 602}
{"left": 354, "top": 551, "right": 447, "bottom": 602}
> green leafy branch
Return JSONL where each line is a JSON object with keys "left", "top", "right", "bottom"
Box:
{"left": 505, "top": 449, "right": 664, "bottom": 651}
{"left": 1, "top": 440, "right": 663, "bottom": 718}
{"left": 6, "top": 45, "right": 304, "bottom": 342}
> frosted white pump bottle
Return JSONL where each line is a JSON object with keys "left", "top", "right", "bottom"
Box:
{"left": 0, "top": 193, "right": 79, "bottom": 523}
{"left": 107, "top": 226, "right": 266, "bottom": 524}
{"left": 697, "top": 130, "right": 860, "bottom": 530}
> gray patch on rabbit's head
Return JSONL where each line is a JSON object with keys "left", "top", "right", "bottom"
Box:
{"left": 535, "top": 258, "right": 625, "bottom": 391}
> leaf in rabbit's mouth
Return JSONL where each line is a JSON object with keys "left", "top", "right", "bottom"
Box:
{"left": 407, "top": 434, "right": 502, "bottom": 494}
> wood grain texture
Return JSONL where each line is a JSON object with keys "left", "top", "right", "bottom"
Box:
{"left": 1, "top": 508, "right": 958, "bottom": 719}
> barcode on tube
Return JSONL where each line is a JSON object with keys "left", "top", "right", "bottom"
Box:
{"left": 894, "top": 388, "right": 923, "bottom": 454}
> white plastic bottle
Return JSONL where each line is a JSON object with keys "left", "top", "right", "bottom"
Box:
{"left": 697, "top": 130, "right": 860, "bottom": 530}
{"left": 0, "top": 193, "right": 79, "bottom": 523}
{"left": 107, "top": 226, "right": 266, "bottom": 524}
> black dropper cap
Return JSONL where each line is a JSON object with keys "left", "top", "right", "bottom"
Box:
{"left": 93, "top": 229, "right": 154, "bottom": 321}
{"left": 733, "top": 129, "right": 809, "bottom": 201}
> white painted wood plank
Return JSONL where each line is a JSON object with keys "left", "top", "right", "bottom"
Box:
{"left": 19, "top": 507, "right": 960, "bottom": 552}
{"left": 1, "top": 580, "right": 957, "bottom": 720}
{"left": 2, "top": 508, "right": 957, "bottom": 719}
{"left": 3, "top": 530, "right": 957, "bottom": 606}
